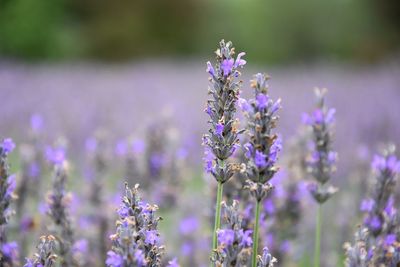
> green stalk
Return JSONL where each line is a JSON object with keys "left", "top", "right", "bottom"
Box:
{"left": 314, "top": 204, "right": 322, "bottom": 267}
{"left": 251, "top": 200, "right": 261, "bottom": 267}
{"left": 212, "top": 181, "right": 223, "bottom": 251}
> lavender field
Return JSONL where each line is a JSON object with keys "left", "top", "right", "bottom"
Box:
{"left": 1, "top": 46, "right": 400, "bottom": 267}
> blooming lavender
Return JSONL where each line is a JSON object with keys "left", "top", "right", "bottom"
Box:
{"left": 256, "top": 247, "right": 277, "bottom": 267}
{"left": 211, "top": 200, "right": 253, "bottom": 266}
{"left": 302, "top": 88, "right": 338, "bottom": 267}
{"left": 24, "top": 235, "right": 58, "bottom": 267}
{"left": 0, "top": 138, "right": 19, "bottom": 266}
{"left": 45, "top": 147, "right": 75, "bottom": 266}
{"left": 240, "top": 73, "right": 282, "bottom": 266}
{"left": 203, "top": 40, "right": 246, "bottom": 252}
{"left": 343, "top": 227, "right": 372, "bottom": 267}
{"left": 361, "top": 147, "right": 400, "bottom": 237}
{"left": 354, "top": 146, "right": 400, "bottom": 266}
{"left": 106, "top": 183, "right": 165, "bottom": 267}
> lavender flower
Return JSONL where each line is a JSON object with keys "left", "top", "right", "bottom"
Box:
{"left": 204, "top": 40, "right": 245, "bottom": 253}
{"left": 242, "top": 73, "right": 282, "bottom": 202}
{"left": 46, "top": 153, "right": 75, "bottom": 266}
{"left": 0, "top": 138, "right": 19, "bottom": 266}
{"left": 343, "top": 227, "right": 372, "bottom": 267}
{"left": 24, "top": 235, "right": 58, "bottom": 267}
{"left": 106, "top": 183, "right": 166, "bottom": 267}
{"left": 211, "top": 201, "right": 253, "bottom": 266}
{"left": 303, "top": 88, "right": 338, "bottom": 204}
{"left": 362, "top": 147, "right": 400, "bottom": 237}
{"left": 257, "top": 247, "right": 277, "bottom": 267}
{"left": 203, "top": 39, "right": 245, "bottom": 184}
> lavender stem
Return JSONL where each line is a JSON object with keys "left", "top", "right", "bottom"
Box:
{"left": 251, "top": 200, "right": 261, "bottom": 267}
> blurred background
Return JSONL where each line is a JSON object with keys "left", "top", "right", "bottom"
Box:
{"left": 0, "top": 0, "right": 399, "bottom": 63}
{"left": 1, "top": 1, "right": 400, "bottom": 266}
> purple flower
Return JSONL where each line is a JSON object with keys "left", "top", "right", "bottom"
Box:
{"left": 360, "top": 199, "right": 374, "bottom": 212}
{"left": 369, "top": 216, "right": 382, "bottom": 232}
{"left": 271, "top": 99, "right": 282, "bottom": 113}
{"left": 206, "top": 61, "right": 215, "bottom": 76}
{"left": 45, "top": 146, "right": 65, "bottom": 165}
{"left": 325, "top": 108, "right": 336, "bottom": 123}
{"left": 215, "top": 123, "right": 224, "bottom": 136}
{"left": 312, "top": 109, "right": 324, "bottom": 124}
{"left": 256, "top": 94, "right": 269, "bottom": 109}
{"left": 244, "top": 143, "right": 253, "bottom": 158}
{"left": 134, "top": 250, "right": 146, "bottom": 267}
{"left": 255, "top": 150, "right": 267, "bottom": 168}
{"left": 2, "top": 241, "right": 18, "bottom": 260}
{"left": 240, "top": 229, "right": 253, "bottom": 247}
{"left": 217, "top": 229, "right": 235, "bottom": 246}
{"left": 144, "top": 230, "right": 160, "bottom": 245}
{"left": 179, "top": 216, "right": 199, "bottom": 235}
{"left": 72, "top": 239, "right": 88, "bottom": 254}
{"left": 2, "top": 138, "right": 15, "bottom": 154}
{"left": 167, "top": 258, "right": 180, "bottom": 267}
{"left": 6, "top": 174, "right": 16, "bottom": 198}
{"left": 385, "top": 234, "right": 397, "bottom": 246}
{"left": 238, "top": 98, "right": 251, "bottom": 112}
{"left": 115, "top": 140, "right": 127, "bottom": 156}
{"left": 234, "top": 52, "right": 246, "bottom": 68}
{"left": 106, "top": 251, "right": 123, "bottom": 267}
{"left": 221, "top": 59, "right": 234, "bottom": 76}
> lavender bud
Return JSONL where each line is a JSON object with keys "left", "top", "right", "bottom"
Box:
{"left": 203, "top": 39, "right": 245, "bottom": 184}
{"left": 303, "top": 88, "right": 338, "bottom": 204}
{"left": 242, "top": 73, "right": 282, "bottom": 201}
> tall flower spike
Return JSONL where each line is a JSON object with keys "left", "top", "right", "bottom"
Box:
{"left": 0, "top": 138, "right": 19, "bottom": 266}
{"left": 303, "top": 88, "right": 338, "bottom": 204}
{"left": 106, "top": 183, "right": 166, "bottom": 267}
{"left": 24, "top": 235, "right": 58, "bottom": 267}
{"left": 242, "top": 73, "right": 282, "bottom": 202}
{"left": 203, "top": 39, "right": 245, "bottom": 184}
{"left": 241, "top": 73, "right": 282, "bottom": 267}
{"left": 362, "top": 146, "right": 400, "bottom": 237}
{"left": 303, "top": 88, "right": 338, "bottom": 267}
{"left": 343, "top": 226, "right": 373, "bottom": 267}
{"left": 204, "top": 40, "right": 246, "bottom": 253}
{"left": 46, "top": 150, "right": 75, "bottom": 267}
{"left": 211, "top": 201, "right": 253, "bottom": 266}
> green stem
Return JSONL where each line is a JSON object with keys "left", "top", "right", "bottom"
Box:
{"left": 314, "top": 204, "right": 322, "bottom": 267}
{"left": 251, "top": 200, "right": 261, "bottom": 267}
{"left": 212, "top": 181, "right": 223, "bottom": 252}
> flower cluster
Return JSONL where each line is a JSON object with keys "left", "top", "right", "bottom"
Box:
{"left": 211, "top": 200, "right": 253, "bottom": 266}
{"left": 241, "top": 73, "right": 282, "bottom": 202}
{"left": 257, "top": 247, "right": 277, "bottom": 267}
{"left": 24, "top": 235, "right": 58, "bottom": 267}
{"left": 106, "top": 183, "right": 165, "bottom": 267}
{"left": 0, "top": 138, "right": 19, "bottom": 266}
{"left": 361, "top": 147, "right": 400, "bottom": 237}
{"left": 343, "top": 226, "right": 372, "bottom": 267}
{"left": 203, "top": 39, "right": 245, "bottom": 184}
{"left": 303, "top": 88, "right": 338, "bottom": 204}
{"left": 46, "top": 147, "right": 76, "bottom": 266}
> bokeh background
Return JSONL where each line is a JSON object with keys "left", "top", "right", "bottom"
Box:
{"left": 1, "top": 0, "right": 400, "bottom": 266}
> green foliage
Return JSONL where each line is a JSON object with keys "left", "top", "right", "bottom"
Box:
{"left": 0, "top": 0, "right": 398, "bottom": 62}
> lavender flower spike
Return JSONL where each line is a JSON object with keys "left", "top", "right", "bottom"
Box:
{"left": 241, "top": 73, "right": 282, "bottom": 266}
{"left": 257, "top": 247, "right": 277, "bottom": 267}
{"left": 343, "top": 227, "right": 371, "bottom": 267}
{"left": 242, "top": 73, "right": 282, "bottom": 202}
{"left": 303, "top": 88, "right": 338, "bottom": 204}
{"left": 24, "top": 235, "right": 58, "bottom": 267}
{"left": 0, "top": 138, "right": 19, "bottom": 266}
{"left": 106, "top": 183, "right": 165, "bottom": 267}
{"left": 303, "top": 88, "right": 338, "bottom": 267}
{"left": 46, "top": 150, "right": 75, "bottom": 267}
{"left": 203, "top": 40, "right": 245, "bottom": 253}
